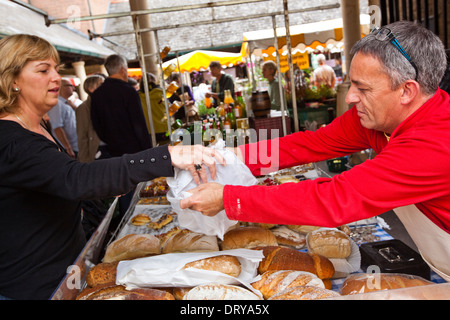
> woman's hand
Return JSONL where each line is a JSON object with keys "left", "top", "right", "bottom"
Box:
{"left": 179, "top": 182, "right": 225, "bottom": 216}
{"left": 168, "top": 144, "right": 226, "bottom": 184}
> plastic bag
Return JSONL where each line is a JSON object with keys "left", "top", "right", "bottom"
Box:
{"left": 166, "top": 140, "right": 258, "bottom": 239}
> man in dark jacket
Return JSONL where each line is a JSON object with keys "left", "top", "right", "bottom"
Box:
{"left": 91, "top": 54, "right": 152, "bottom": 217}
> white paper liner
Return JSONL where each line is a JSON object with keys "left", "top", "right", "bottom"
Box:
{"left": 115, "top": 249, "right": 264, "bottom": 298}
{"left": 306, "top": 227, "right": 361, "bottom": 278}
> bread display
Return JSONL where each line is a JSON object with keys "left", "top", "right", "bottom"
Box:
{"left": 307, "top": 228, "right": 352, "bottom": 259}
{"left": 184, "top": 284, "right": 261, "bottom": 300}
{"left": 271, "top": 225, "right": 306, "bottom": 249}
{"left": 251, "top": 270, "right": 324, "bottom": 299}
{"left": 182, "top": 255, "right": 241, "bottom": 278}
{"left": 268, "top": 285, "right": 341, "bottom": 300}
{"left": 257, "top": 246, "right": 335, "bottom": 280}
{"left": 77, "top": 284, "right": 175, "bottom": 300}
{"left": 103, "top": 233, "right": 161, "bottom": 263}
{"left": 85, "top": 262, "right": 118, "bottom": 287}
{"left": 340, "top": 273, "right": 433, "bottom": 295}
{"left": 220, "top": 226, "right": 278, "bottom": 250}
{"left": 161, "top": 229, "right": 219, "bottom": 253}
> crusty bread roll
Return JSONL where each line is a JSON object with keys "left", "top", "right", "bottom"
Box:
{"left": 161, "top": 229, "right": 219, "bottom": 253}
{"left": 268, "top": 285, "right": 340, "bottom": 300}
{"left": 341, "top": 273, "right": 433, "bottom": 295}
{"left": 256, "top": 246, "right": 335, "bottom": 280}
{"left": 220, "top": 226, "right": 278, "bottom": 250}
{"left": 85, "top": 262, "right": 118, "bottom": 287}
{"left": 307, "top": 228, "right": 352, "bottom": 259}
{"left": 76, "top": 283, "right": 123, "bottom": 300}
{"left": 103, "top": 233, "right": 161, "bottom": 263}
{"left": 130, "top": 213, "right": 151, "bottom": 226}
{"left": 251, "top": 270, "right": 324, "bottom": 299}
{"left": 184, "top": 284, "right": 261, "bottom": 300}
{"left": 271, "top": 226, "right": 306, "bottom": 249}
{"left": 182, "top": 255, "right": 241, "bottom": 278}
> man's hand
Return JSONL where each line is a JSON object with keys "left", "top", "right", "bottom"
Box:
{"left": 179, "top": 182, "right": 225, "bottom": 216}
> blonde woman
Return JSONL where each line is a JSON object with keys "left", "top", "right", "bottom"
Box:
{"left": 0, "top": 34, "right": 224, "bottom": 300}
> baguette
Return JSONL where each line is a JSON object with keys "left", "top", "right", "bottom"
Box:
{"left": 103, "top": 233, "right": 161, "bottom": 263}
{"left": 251, "top": 270, "right": 324, "bottom": 299}
{"left": 256, "top": 246, "right": 334, "bottom": 279}
{"left": 162, "top": 229, "right": 219, "bottom": 253}
{"left": 221, "top": 226, "right": 278, "bottom": 250}
{"left": 341, "top": 273, "right": 433, "bottom": 295}
{"left": 182, "top": 255, "right": 241, "bottom": 278}
{"left": 268, "top": 285, "right": 340, "bottom": 300}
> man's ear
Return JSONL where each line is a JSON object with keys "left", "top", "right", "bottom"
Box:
{"left": 400, "top": 80, "right": 420, "bottom": 104}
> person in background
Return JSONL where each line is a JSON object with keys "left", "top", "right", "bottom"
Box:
{"left": 75, "top": 74, "right": 105, "bottom": 163}
{"left": 91, "top": 54, "right": 152, "bottom": 217}
{"left": 168, "top": 72, "right": 196, "bottom": 121}
{"left": 261, "top": 60, "right": 284, "bottom": 111}
{"left": 180, "top": 21, "right": 450, "bottom": 281}
{"left": 139, "top": 72, "right": 169, "bottom": 145}
{"left": 0, "top": 34, "right": 225, "bottom": 300}
{"left": 313, "top": 53, "right": 336, "bottom": 89}
{"left": 205, "top": 60, "right": 235, "bottom": 105}
{"left": 47, "top": 77, "right": 78, "bottom": 158}
{"left": 128, "top": 77, "right": 140, "bottom": 91}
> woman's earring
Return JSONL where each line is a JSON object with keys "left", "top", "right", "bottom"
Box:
{"left": 13, "top": 87, "right": 20, "bottom": 92}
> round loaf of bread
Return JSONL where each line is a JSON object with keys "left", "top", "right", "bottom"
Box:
{"left": 184, "top": 284, "right": 261, "bottom": 300}
{"left": 340, "top": 273, "right": 433, "bottom": 295}
{"left": 85, "top": 262, "right": 118, "bottom": 287}
{"left": 268, "top": 285, "right": 340, "bottom": 300}
{"left": 251, "top": 270, "right": 324, "bottom": 299}
{"left": 287, "top": 225, "right": 321, "bottom": 234}
{"left": 221, "top": 226, "right": 278, "bottom": 250}
{"left": 183, "top": 255, "right": 241, "bottom": 278}
{"left": 162, "top": 229, "right": 219, "bottom": 253}
{"left": 103, "top": 233, "right": 161, "bottom": 263}
{"left": 307, "top": 228, "right": 352, "bottom": 259}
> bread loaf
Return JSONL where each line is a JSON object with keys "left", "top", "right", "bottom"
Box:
{"left": 341, "top": 273, "right": 433, "bottom": 295}
{"left": 182, "top": 255, "right": 241, "bottom": 278}
{"left": 85, "top": 286, "right": 175, "bottom": 300}
{"left": 221, "top": 226, "right": 278, "bottom": 250}
{"left": 268, "top": 285, "right": 340, "bottom": 300}
{"left": 184, "top": 284, "right": 261, "bottom": 300}
{"left": 307, "top": 228, "right": 352, "bottom": 259}
{"left": 85, "top": 262, "right": 118, "bottom": 287}
{"left": 162, "top": 229, "right": 219, "bottom": 253}
{"left": 103, "top": 233, "right": 161, "bottom": 263}
{"left": 76, "top": 283, "right": 123, "bottom": 300}
{"left": 271, "top": 226, "right": 306, "bottom": 249}
{"left": 172, "top": 287, "right": 192, "bottom": 300}
{"left": 251, "top": 270, "right": 324, "bottom": 299}
{"left": 130, "top": 213, "right": 151, "bottom": 226}
{"left": 256, "top": 246, "right": 334, "bottom": 279}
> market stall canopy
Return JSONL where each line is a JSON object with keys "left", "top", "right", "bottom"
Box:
{"left": 162, "top": 50, "right": 245, "bottom": 73}
{"left": 0, "top": 0, "right": 115, "bottom": 62}
{"left": 242, "top": 14, "right": 371, "bottom": 55}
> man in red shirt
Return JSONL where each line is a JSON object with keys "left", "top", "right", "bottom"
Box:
{"left": 180, "top": 21, "right": 450, "bottom": 281}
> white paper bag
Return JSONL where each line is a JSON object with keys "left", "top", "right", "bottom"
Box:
{"left": 167, "top": 140, "right": 258, "bottom": 239}
{"left": 115, "top": 249, "right": 264, "bottom": 297}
